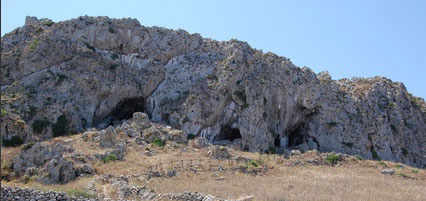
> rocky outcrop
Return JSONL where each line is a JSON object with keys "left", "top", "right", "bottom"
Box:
{"left": 1, "top": 16, "right": 425, "bottom": 168}
{"left": 12, "top": 142, "right": 94, "bottom": 184}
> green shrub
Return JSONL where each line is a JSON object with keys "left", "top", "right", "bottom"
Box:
{"left": 21, "top": 142, "right": 35, "bottom": 151}
{"left": 355, "top": 155, "right": 363, "bottom": 160}
{"left": 2, "top": 136, "right": 24, "bottom": 147}
{"left": 66, "top": 188, "right": 96, "bottom": 199}
{"left": 378, "top": 161, "right": 388, "bottom": 168}
{"left": 110, "top": 53, "right": 119, "bottom": 60}
{"left": 247, "top": 159, "right": 260, "bottom": 168}
{"left": 27, "top": 106, "right": 37, "bottom": 118}
{"left": 325, "top": 154, "right": 339, "bottom": 164}
{"left": 109, "top": 64, "right": 118, "bottom": 71}
{"left": 29, "top": 39, "right": 39, "bottom": 49}
{"left": 102, "top": 153, "right": 118, "bottom": 163}
{"left": 84, "top": 42, "right": 96, "bottom": 51}
{"left": 42, "top": 20, "right": 54, "bottom": 26}
{"left": 394, "top": 164, "right": 404, "bottom": 168}
{"left": 108, "top": 26, "right": 115, "bottom": 33}
{"left": 187, "top": 133, "right": 196, "bottom": 140}
{"left": 327, "top": 122, "right": 338, "bottom": 127}
{"left": 32, "top": 119, "right": 51, "bottom": 133}
{"left": 52, "top": 115, "right": 69, "bottom": 137}
{"left": 401, "top": 148, "right": 408, "bottom": 156}
{"left": 397, "top": 173, "right": 409, "bottom": 178}
{"left": 55, "top": 73, "right": 68, "bottom": 86}
{"left": 370, "top": 146, "right": 380, "bottom": 160}
{"left": 411, "top": 170, "right": 419, "bottom": 174}
{"left": 152, "top": 137, "right": 164, "bottom": 147}
{"left": 234, "top": 90, "right": 247, "bottom": 102}
{"left": 1, "top": 109, "right": 8, "bottom": 117}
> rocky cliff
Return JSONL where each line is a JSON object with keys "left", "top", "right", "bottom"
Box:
{"left": 1, "top": 16, "right": 425, "bottom": 168}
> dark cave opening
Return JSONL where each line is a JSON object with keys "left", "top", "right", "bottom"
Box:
{"left": 287, "top": 125, "right": 304, "bottom": 147}
{"left": 215, "top": 125, "right": 242, "bottom": 142}
{"left": 274, "top": 135, "right": 281, "bottom": 147}
{"left": 96, "top": 96, "right": 145, "bottom": 127}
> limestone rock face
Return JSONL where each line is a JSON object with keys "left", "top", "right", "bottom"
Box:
{"left": 1, "top": 16, "right": 425, "bottom": 168}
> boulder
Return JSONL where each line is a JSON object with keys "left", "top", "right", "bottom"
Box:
{"left": 99, "top": 126, "right": 117, "bottom": 148}
{"left": 39, "top": 157, "right": 76, "bottom": 184}
{"left": 188, "top": 137, "right": 210, "bottom": 149}
{"left": 207, "top": 146, "right": 232, "bottom": 160}
{"left": 13, "top": 143, "right": 53, "bottom": 176}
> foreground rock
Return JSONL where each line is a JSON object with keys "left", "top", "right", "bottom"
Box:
{"left": 13, "top": 142, "right": 94, "bottom": 184}
{"left": 1, "top": 16, "right": 425, "bottom": 168}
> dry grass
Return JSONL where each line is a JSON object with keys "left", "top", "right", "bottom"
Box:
{"left": 139, "top": 164, "right": 426, "bottom": 201}
{"left": 2, "top": 135, "right": 425, "bottom": 201}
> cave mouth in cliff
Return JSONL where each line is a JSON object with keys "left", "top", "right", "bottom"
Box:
{"left": 215, "top": 125, "right": 242, "bottom": 142}
{"left": 274, "top": 136, "right": 281, "bottom": 147}
{"left": 96, "top": 96, "right": 145, "bottom": 127}
{"left": 287, "top": 125, "right": 304, "bottom": 147}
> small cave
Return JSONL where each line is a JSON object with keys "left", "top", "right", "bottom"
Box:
{"left": 274, "top": 135, "right": 281, "bottom": 147}
{"left": 214, "top": 125, "right": 242, "bottom": 142}
{"left": 287, "top": 125, "right": 305, "bottom": 147}
{"left": 95, "top": 96, "right": 145, "bottom": 127}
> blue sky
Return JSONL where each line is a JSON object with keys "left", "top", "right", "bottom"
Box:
{"left": 2, "top": 0, "right": 426, "bottom": 98}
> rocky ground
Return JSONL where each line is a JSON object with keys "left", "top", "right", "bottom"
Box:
{"left": 1, "top": 16, "right": 425, "bottom": 168}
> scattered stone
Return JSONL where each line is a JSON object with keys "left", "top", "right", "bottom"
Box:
{"left": 381, "top": 169, "right": 395, "bottom": 175}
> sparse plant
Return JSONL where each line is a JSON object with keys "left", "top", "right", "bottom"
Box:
{"left": 109, "top": 64, "right": 118, "bottom": 71}
{"left": 152, "top": 137, "right": 164, "bottom": 147}
{"left": 52, "top": 115, "right": 69, "bottom": 137}
{"left": 394, "top": 164, "right": 404, "bottom": 168}
{"left": 29, "top": 39, "right": 39, "bottom": 49}
{"left": 1, "top": 109, "right": 8, "bottom": 117}
{"left": 325, "top": 154, "right": 339, "bottom": 164}
{"left": 110, "top": 53, "right": 119, "bottom": 60}
{"left": 397, "top": 173, "right": 409, "bottom": 178}
{"left": 327, "top": 122, "right": 338, "bottom": 127}
{"left": 401, "top": 148, "right": 408, "bottom": 156}
{"left": 42, "top": 20, "right": 54, "bottom": 26}
{"left": 66, "top": 188, "right": 97, "bottom": 199}
{"left": 2, "top": 136, "right": 24, "bottom": 147}
{"left": 378, "top": 161, "right": 388, "bottom": 168}
{"left": 102, "top": 153, "right": 118, "bottom": 163}
{"left": 32, "top": 119, "right": 51, "bottom": 133}
{"left": 21, "top": 142, "right": 36, "bottom": 151}
{"left": 247, "top": 159, "right": 260, "bottom": 168}
{"left": 370, "top": 146, "right": 380, "bottom": 160}
{"left": 355, "top": 155, "right": 363, "bottom": 160}
{"left": 411, "top": 170, "right": 419, "bottom": 174}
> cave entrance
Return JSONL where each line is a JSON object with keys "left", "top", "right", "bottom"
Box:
{"left": 274, "top": 135, "right": 281, "bottom": 147}
{"left": 215, "top": 125, "right": 242, "bottom": 142}
{"left": 287, "top": 125, "right": 304, "bottom": 147}
{"left": 96, "top": 96, "right": 145, "bottom": 127}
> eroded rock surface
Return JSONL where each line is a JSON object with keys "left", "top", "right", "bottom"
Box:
{"left": 1, "top": 16, "right": 425, "bottom": 168}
